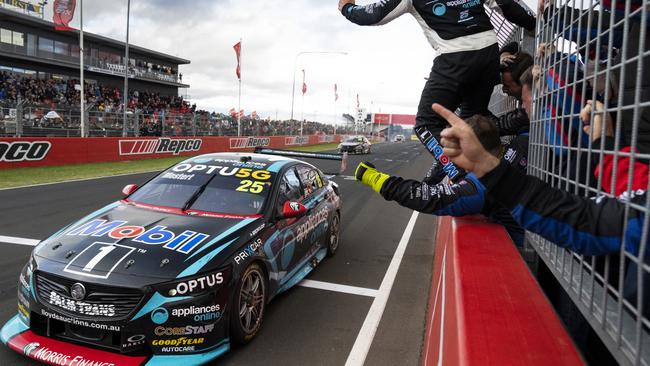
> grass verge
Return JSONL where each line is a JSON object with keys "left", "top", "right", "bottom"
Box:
{"left": 0, "top": 143, "right": 340, "bottom": 189}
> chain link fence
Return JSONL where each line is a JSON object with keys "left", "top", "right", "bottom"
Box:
{"left": 488, "top": 0, "right": 650, "bottom": 364}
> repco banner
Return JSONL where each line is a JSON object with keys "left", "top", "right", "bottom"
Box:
{"left": 0, "top": 135, "right": 343, "bottom": 168}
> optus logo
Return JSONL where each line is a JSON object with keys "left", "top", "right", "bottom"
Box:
{"left": 151, "top": 307, "right": 169, "bottom": 325}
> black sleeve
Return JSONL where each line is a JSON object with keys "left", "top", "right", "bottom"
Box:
{"left": 341, "top": 0, "right": 409, "bottom": 26}
{"left": 380, "top": 174, "right": 486, "bottom": 216}
{"left": 495, "top": 0, "right": 536, "bottom": 31}
{"left": 499, "top": 41, "right": 520, "bottom": 55}
{"left": 480, "top": 160, "right": 644, "bottom": 256}
{"left": 491, "top": 108, "right": 530, "bottom": 136}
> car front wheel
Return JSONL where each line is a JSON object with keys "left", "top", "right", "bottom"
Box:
{"left": 230, "top": 262, "right": 267, "bottom": 345}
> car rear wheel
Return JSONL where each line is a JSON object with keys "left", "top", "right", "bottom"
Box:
{"left": 327, "top": 213, "right": 341, "bottom": 257}
{"left": 230, "top": 263, "right": 266, "bottom": 345}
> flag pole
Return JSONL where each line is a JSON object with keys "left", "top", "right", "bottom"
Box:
{"left": 79, "top": 0, "right": 85, "bottom": 137}
{"left": 122, "top": 0, "right": 131, "bottom": 137}
{"left": 237, "top": 38, "right": 242, "bottom": 136}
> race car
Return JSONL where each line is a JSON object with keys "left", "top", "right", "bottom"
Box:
{"left": 337, "top": 136, "right": 371, "bottom": 154}
{"left": 1, "top": 151, "right": 342, "bottom": 366}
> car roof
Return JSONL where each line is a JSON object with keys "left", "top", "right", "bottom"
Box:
{"left": 181, "top": 152, "right": 316, "bottom": 174}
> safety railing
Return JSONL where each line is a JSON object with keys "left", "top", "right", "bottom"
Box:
{"left": 487, "top": 0, "right": 650, "bottom": 365}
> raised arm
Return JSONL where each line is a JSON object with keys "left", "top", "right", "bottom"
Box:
{"left": 492, "top": 0, "right": 536, "bottom": 31}
{"left": 339, "top": 0, "right": 411, "bottom": 26}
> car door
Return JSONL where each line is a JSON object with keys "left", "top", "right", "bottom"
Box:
{"left": 269, "top": 166, "right": 306, "bottom": 278}
{"left": 294, "top": 164, "right": 330, "bottom": 259}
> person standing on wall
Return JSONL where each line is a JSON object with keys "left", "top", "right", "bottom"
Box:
{"left": 338, "top": 0, "right": 536, "bottom": 182}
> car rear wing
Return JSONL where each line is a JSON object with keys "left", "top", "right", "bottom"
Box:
{"left": 254, "top": 148, "right": 348, "bottom": 175}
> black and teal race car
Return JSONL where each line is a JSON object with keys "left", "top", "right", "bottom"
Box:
{"left": 1, "top": 151, "right": 342, "bottom": 366}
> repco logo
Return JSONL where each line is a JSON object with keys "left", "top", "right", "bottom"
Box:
{"left": 119, "top": 138, "right": 202, "bottom": 156}
{"left": 229, "top": 137, "right": 270, "bottom": 149}
{"left": 0, "top": 141, "right": 51, "bottom": 162}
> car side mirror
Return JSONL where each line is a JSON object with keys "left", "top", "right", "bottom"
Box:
{"left": 280, "top": 201, "right": 307, "bottom": 219}
{"left": 122, "top": 184, "right": 138, "bottom": 197}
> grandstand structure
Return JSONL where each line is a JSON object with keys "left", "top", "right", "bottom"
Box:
{"left": 0, "top": 7, "right": 189, "bottom": 96}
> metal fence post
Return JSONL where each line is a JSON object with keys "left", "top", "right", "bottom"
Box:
{"left": 15, "top": 98, "right": 23, "bottom": 138}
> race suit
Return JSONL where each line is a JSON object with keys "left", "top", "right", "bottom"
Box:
{"left": 479, "top": 158, "right": 650, "bottom": 310}
{"left": 341, "top": 0, "right": 535, "bottom": 181}
{"left": 378, "top": 133, "right": 529, "bottom": 244}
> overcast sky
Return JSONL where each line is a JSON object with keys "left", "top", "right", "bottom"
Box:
{"left": 40, "top": 0, "right": 534, "bottom": 123}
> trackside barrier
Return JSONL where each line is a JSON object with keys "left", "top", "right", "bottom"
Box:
{"left": 422, "top": 215, "right": 585, "bottom": 365}
{"left": 0, "top": 134, "right": 343, "bottom": 169}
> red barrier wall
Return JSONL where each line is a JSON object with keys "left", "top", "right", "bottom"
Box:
{"left": 0, "top": 135, "right": 342, "bottom": 169}
{"left": 422, "top": 215, "right": 585, "bottom": 366}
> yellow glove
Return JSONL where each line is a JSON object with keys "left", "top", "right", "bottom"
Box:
{"left": 355, "top": 162, "right": 389, "bottom": 194}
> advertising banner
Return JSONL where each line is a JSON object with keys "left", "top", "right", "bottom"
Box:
{"left": 0, "top": 135, "right": 343, "bottom": 168}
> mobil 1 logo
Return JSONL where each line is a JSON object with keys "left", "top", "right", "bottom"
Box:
{"left": 0, "top": 141, "right": 51, "bottom": 162}
{"left": 64, "top": 242, "right": 138, "bottom": 279}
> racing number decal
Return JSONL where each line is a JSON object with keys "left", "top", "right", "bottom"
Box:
{"left": 237, "top": 180, "right": 265, "bottom": 194}
{"left": 64, "top": 242, "right": 136, "bottom": 279}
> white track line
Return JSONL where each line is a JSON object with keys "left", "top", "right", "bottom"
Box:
{"left": 299, "top": 279, "right": 378, "bottom": 298}
{"left": 0, "top": 170, "right": 161, "bottom": 191}
{"left": 0, "top": 235, "right": 39, "bottom": 246}
{"left": 345, "top": 211, "right": 420, "bottom": 366}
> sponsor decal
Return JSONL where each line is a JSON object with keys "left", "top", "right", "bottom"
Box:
{"left": 171, "top": 164, "right": 272, "bottom": 180}
{"left": 122, "top": 334, "right": 146, "bottom": 349}
{"left": 151, "top": 308, "right": 169, "bottom": 325}
{"left": 63, "top": 242, "right": 137, "bottom": 279}
{"left": 170, "top": 304, "right": 221, "bottom": 318}
{"left": 40, "top": 310, "right": 121, "bottom": 331}
{"left": 0, "top": 141, "right": 51, "bottom": 162}
{"left": 67, "top": 221, "right": 210, "bottom": 255}
{"left": 296, "top": 207, "right": 330, "bottom": 243}
{"left": 234, "top": 238, "right": 263, "bottom": 264}
{"left": 24, "top": 343, "right": 116, "bottom": 366}
{"left": 151, "top": 337, "right": 205, "bottom": 347}
{"left": 504, "top": 148, "right": 516, "bottom": 162}
{"left": 160, "top": 172, "right": 195, "bottom": 181}
{"left": 160, "top": 346, "right": 196, "bottom": 353}
{"left": 285, "top": 136, "right": 310, "bottom": 146}
{"left": 119, "top": 138, "right": 202, "bottom": 156}
{"left": 229, "top": 137, "right": 270, "bottom": 149}
{"left": 47, "top": 291, "right": 115, "bottom": 317}
{"left": 195, "top": 158, "right": 268, "bottom": 169}
{"left": 419, "top": 131, "right": 459, "bottom": 179}
{"left": 18, "top": 302, "right": 29, "bottom": 319}
{"left": 169, "top": 272, "right": 225, "bottom": 296}
{"left": 154, "top": 324, "right": 215, "bottom": 336}
{"left": 318, "top": 135, "right": 335, "bottom": 144}
{"left": 432, "top": 2, "right": 446, "bottom": 16}
{"left": 249, "top": 223, "right": 265, "bottom": 237}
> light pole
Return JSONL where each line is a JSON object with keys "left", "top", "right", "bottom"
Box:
{"left": 290, "top": 51, "right": 347, "bottom": 134}
{"left": 122, "top": 0, "right": 131, "bottom": 137}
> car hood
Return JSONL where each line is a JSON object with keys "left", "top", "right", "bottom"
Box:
{"left": 33, "top": 201, "right": 263, "bottom": 285}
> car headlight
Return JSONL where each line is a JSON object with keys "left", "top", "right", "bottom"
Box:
{"left": 159, "top": 266, "right": 232, "bottom": 297}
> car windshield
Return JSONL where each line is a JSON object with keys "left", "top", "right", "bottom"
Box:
{"left": 128, "top": 163, "right": 274, "bottom": 215}
{"left": 344, "top": 137, "right": 363, "bottom": 143}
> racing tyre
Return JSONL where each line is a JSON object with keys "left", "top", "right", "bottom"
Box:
{"left": 327, "top": 213, "right": 341, "bottom": 257}
{"left": 230, "top": 262, "right": 267, "bottom": 345}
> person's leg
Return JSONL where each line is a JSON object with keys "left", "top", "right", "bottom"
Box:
{"left": 458, "top": 44, "right": 501, "bottom": 119}
{"left": 415, "top": 54, "right": 464, "bottom": 182}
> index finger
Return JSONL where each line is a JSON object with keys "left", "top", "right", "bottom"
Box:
{"left": 432, "top": 103, "right": 465, "bottom": 127}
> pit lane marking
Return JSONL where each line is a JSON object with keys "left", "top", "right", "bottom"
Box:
{"left": 345, "top": 211, "right": 420, "bottom": 366}
{"left": 298, "top": 279, "right": 378, "bottom": 298}
{"left": 0, "top": 235, "right": 39, "bottom": 246}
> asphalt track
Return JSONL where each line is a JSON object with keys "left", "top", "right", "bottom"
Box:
{"left": 0, "top": 141, "right": 437, "bottom": 366}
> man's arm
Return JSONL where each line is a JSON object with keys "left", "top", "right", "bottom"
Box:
{"left": 339, "top": 0, "right": 411, "bottom": 26}
{"left": 488, "top": 108, "right": 530, "bottom": 136}
{"left": 381, "top": 173, "right": 486, "bottom": 216}
{"left": 493, "top": 0, "right": 536, "bottom": 31}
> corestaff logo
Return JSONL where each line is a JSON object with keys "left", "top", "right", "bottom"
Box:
{"left": 0, "top": 141, "right": 51, "bottom": 162}
{"left": 229, "top": 137, "right": 270, "bottom": 149}
{"left": 119, "top": 138, "right": 202, "bottom": 156}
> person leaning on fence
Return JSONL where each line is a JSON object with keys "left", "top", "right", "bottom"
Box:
{"left": 435, "top": 102, "right": 650, "bottom": 313}
{"left": 354, "top": 113, "right": 528, "bottom": 246}
{"left": 338, "top": 0, "right": 536, "bottom": 184}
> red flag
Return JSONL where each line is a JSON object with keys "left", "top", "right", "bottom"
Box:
{"left": 53, "top": 0, "right": 76, "bottom": 31}
{"left": 233, "top": 41, "right": 242, "bottom": 80}
{"left": 301, "top": 69, "right": 307, "bottom": 95}
{"left": 334, "top": 84, "right": 339, "bottom": 102}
